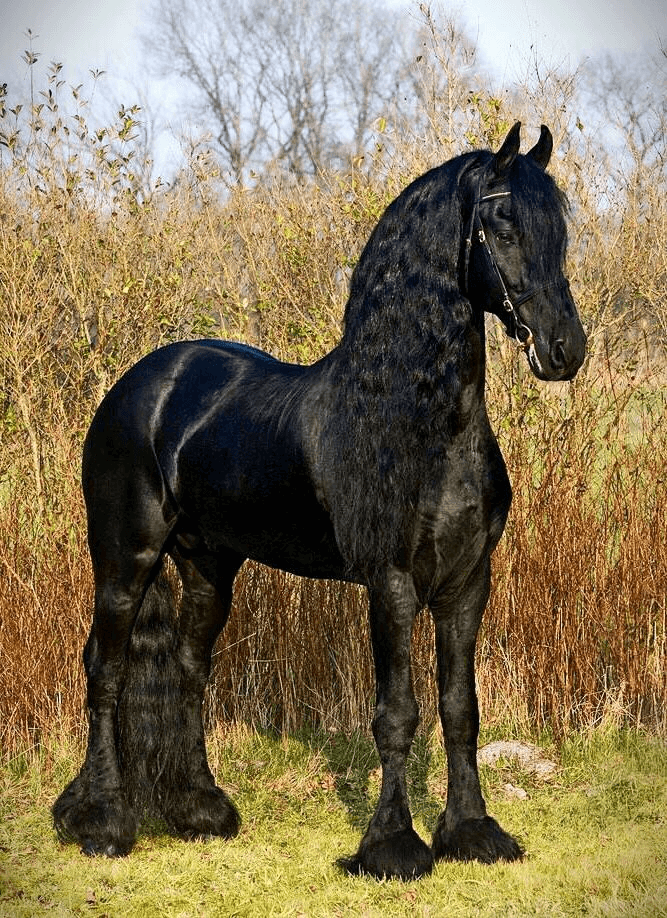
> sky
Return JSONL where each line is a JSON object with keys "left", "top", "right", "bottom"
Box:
{"left": 2, "top": 0, "right": 665, "bottom": 83}
{"left": 1, "top": 0, "right": 665, "bottom": 173}
{"left": 1, "top": 0, "right": 144, "bottom": 82}
{"left": 462, "top": 0, "right": 666, "bottom": 76}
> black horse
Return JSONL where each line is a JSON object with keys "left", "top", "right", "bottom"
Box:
{"left": 53, "top": 123, "right": 586, "bottom": 880}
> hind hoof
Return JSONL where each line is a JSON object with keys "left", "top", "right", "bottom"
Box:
{"left": 53, "top": 774, "right": 137, "bottom": 857}
{"left": 167, "top": 785, "right": 240, "bottom": 840}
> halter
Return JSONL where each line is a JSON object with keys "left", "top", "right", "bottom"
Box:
{"left": 464, "top": 190, "right": 561, "bottom": 349}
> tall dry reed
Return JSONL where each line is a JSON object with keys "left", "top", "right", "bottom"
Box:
{"left": 1, "top": 50, "right": 665, "bottom": 755}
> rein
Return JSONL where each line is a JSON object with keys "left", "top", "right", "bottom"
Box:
{"left": 464, "top": 190, "right": 564, "bottom": 349}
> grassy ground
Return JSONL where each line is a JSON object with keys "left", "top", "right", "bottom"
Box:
{"left": 1, "top": 725, "right": 665, "bottom": 917}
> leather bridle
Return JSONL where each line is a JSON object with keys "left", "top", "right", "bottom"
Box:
{"left": 463, "top": 190, "right": 568, "bottom": 349}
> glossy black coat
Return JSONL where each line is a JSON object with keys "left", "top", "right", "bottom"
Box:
{"left": 53, "top": 123, "right": 586, "bottom": 878}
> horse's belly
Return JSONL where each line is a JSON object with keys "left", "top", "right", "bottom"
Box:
{"left": 179, "top": 481, "right": 349, "bottom": 580}
{"left": 227, "top": 513, "right": 347, "bottom": 580}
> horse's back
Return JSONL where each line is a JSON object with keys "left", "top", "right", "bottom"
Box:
{"left": 84, "top": 339, "right": 346, "bottom": 579}
{"left": 83, "top": 340, "right": 272, "bottom": 480}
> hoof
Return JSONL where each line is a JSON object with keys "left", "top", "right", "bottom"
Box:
{"left": 338, "top": 826, "right": 434, "bottom": 881}
{"left": 166, "top": 785, "right": 240, "bottom": 840}
{"left": 53, "top": 775, "right": 137, "bottom": 857}
{"left": 80, "top": 837, "right": 133, "bottom": 858}
{"left": 432, "top": 815, "right": 523, "bottom": 864}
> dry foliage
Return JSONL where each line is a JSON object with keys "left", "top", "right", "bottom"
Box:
{"left": 1, "top": 42, "right": 666, "bottom": 755}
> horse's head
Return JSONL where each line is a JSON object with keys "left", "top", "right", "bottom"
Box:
{"left": 466, "top": 122, "right": 586, "bottom": 381}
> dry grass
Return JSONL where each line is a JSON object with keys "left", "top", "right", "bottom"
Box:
{"left": 2, "top": 725, "right": 666, "bottom": 917}
{"left": 1, "top": 50, "right": 666, "bottom": 756}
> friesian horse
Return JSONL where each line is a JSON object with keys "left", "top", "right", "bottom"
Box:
{"left": 53, "top": 123, "right": 586, "bottom": 879}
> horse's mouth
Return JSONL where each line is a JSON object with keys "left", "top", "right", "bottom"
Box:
{"left": 526, "top": 340, "right": 583, "bottom": 382}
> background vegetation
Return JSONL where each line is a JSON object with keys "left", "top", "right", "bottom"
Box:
{"left": 1, "top": 4, "right": 666, "bottom": 761}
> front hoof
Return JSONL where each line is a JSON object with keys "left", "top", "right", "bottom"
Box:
{"left": 53, "top": 776, "right": 137, "bottom": 857}
{"left": 432, "top": 815, "right": 523, "bottom": 864}
{"left": 166, "top": 785, "right": 240, "bottom": 840}
{"left": 338, "top": 827, "right": 434, "bottom": 881}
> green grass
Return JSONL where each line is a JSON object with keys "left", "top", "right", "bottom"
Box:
{"left": 1, "top": 726, "right": 666, "bottom": 917}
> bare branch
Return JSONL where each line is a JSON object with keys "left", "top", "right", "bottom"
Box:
{"left": 143, "top": 0, "right": 408, "bottom": 180}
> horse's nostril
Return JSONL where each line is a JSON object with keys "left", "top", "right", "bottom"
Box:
{"left": 552, "top": 339, "right": 566, "bottom": 369}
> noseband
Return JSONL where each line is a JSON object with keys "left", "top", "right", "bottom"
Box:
{"left": 464, "top": 190, "right": 565, "bottom": 349}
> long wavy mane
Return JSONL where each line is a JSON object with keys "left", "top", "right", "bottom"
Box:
{"left": 319, "top": 152, "right": 484, "bottom": 576}
{"left": 318, "top": 146, "right": 569, "bottom": 577}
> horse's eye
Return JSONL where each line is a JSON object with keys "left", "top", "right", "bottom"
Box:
{"left": 496, "top": 232, "right": 515, "bottom": 246}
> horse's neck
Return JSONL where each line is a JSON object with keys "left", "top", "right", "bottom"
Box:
{"left": 321, "top": 300, "right": 487, "bottom": 442}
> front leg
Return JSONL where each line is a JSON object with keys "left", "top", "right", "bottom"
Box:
{"left": 338, "top": 569, "right": 433, "bottom": 880}
{"left": 430, "top": 557, "right": 523, "bottom": 864}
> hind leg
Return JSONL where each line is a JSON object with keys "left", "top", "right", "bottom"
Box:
{"left": 163, "top": 542, "right": 244, "bottom": 840}
{"left": 53, "top": 437, "right": 174, "bottom": 857}
{"left": 53, "top": 552, "right": 160, "bottom": 856}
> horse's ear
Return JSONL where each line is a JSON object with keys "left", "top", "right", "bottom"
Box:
{"left": 492, "top": 121, "right": 521, "bottom": 177}
{"left": 527, "top": 125, "right": 553, "bottom": 170}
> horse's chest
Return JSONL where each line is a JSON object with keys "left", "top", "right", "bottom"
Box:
{"left": 414, "top": 438, "right": 511, "bottom": 589}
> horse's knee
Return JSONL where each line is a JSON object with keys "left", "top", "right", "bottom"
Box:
{"left": 372, "top": 696, "right": 419, "bottom": 757}
{"left": 439, "top": 689, "right": 479, "bottom": 742}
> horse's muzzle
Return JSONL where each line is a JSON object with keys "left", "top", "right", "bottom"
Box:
{"left": 528, "top": 320, "right": 587, "bottom": 381}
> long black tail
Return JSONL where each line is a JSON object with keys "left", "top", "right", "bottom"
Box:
{"left": 116, "top": 567, "right": 186, "bottom": 818}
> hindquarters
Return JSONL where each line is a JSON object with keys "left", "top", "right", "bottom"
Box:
{"left": 55, "top": 339, "right": 344, "bottom": 855}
